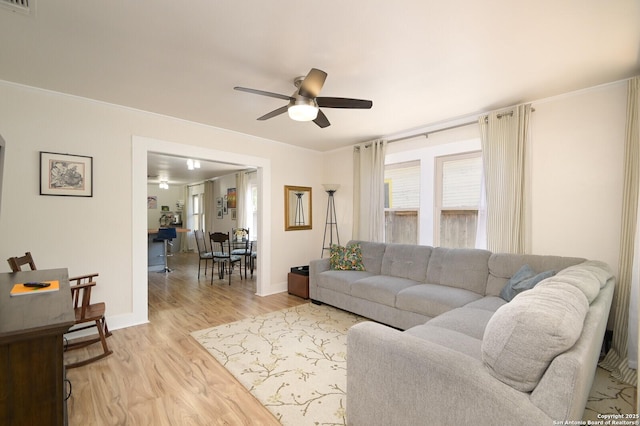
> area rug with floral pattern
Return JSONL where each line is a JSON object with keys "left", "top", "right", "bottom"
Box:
{"left": 192, "top": 303, "right": 636, "bottom": 425}
{"left": 191, "top": 303, "right": 366, "bottom": 425}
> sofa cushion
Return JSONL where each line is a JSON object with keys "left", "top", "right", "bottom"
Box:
{"left": 330, "top": 243, "right": 365, "bottom": 271}
{"left": 316, "top": 270, "right": 375, "bottom": 294}
{"left": 351, "top": 275, "right": 420, "bottom": 307}
{"left": 486, "top": 253, "right": 585, "bottom": 297}
{"left": 405, "top": 324, "right": 483, "bottom": 360}
{"left": 463, "top": 296, "right": 506, "bottom": 312}
{"left": 425, "top": 307, "right": 495, "bottom": 340}
{"left": 348, "top": 240, "right": 387, "bottom": 274}
{"left": 482, "top": 282, "right": 589, "bottom": 392}
{"left": 425, "top": 247, "right": 491, "bottom": 295}
{"left": 553, "top": 260, "right": 613, "bottom": 303}
{"left": 499, "top": 264, "right": 556, "bottom": 302}
{"left": 395, "top": 284, "right": 482, "bottom": 318}
{"left": 380, "top": 244, "right": 432, "bottom": 282}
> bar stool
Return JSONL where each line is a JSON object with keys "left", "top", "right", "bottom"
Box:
{"left": 154, "top": 227, "right": 177, "bottom": 273}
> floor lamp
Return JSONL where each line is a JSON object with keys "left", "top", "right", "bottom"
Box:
{"left": 321, "top": 184, "right": 340, "bottom": 258}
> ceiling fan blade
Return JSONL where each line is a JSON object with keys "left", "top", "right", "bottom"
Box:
{"left": 234, "top": 86, "right": 292, "bottom": 102}
{"left": 257, "top": 105, "right": 289, "bottom": 121}
{"left": 298, "top": 68, "right": 327, "bottom": 98}
{"left": 313, "top": 109, "right": 331, "bottom": 128}
{"left": 316, "top": 97, "right": 373, "bottom": 109}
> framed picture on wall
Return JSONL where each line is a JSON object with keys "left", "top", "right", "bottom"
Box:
{"left": 216, "top": 197, "right": 223, "bottom": 208}
{"left": 40, "top": 151, "right": 93, "bottom": 197}
{"left": 223, "top": 195, "right": 228, "bottom": 214}
{"left": 217, "top": 208, "right": 223, "bottom": 219}
{"left": 147, "top": 196, "right": 157, "bottom": 209}
{"left": 227, "top": 188, "right": 237, "bottom": 208}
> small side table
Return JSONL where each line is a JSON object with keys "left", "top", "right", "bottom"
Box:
{"left": 288, "top": 266, "right": 309, "bottom": 299}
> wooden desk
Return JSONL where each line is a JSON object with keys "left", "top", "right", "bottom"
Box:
{"left": 0, "top": 268, "right": 75, "bottom": 426}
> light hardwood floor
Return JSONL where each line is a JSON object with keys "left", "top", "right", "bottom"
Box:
{"left": 65, "top": 252, "right": 306, "bottom": 425}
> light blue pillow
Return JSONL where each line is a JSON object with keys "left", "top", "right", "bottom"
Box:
{"left": 500, "top": 264, "right": 556, "bottom": 302}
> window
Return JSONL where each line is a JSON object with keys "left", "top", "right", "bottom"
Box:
{"left": 192, "top": 193, "right": 204, "bottom": 231}
{"left": 434, "top": 151, "right": 482, "bottom": 248}
{"left": 384, "top": 161, "right": 420, "bottom": 244}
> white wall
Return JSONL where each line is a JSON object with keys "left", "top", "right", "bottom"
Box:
{"left": 0, "top": 81, "right": 323, "bottom": 330}
{"left": 529, "top": 82, "right": 626, "bottom": 270}
{"left": 211, "top": 173, "right": 238, "bottom": 233}
{"left": 147, "top": 183, "right": 184, "bottom": 227}
{"left": 324, "top": 81, "right": 627, "bottom": 277}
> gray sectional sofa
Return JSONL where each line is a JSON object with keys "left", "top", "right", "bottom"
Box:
{"left": 309, "top": 240, "right": 615, "bottom": 426}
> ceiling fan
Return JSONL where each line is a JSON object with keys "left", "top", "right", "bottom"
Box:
{"left": 234, "top": 68, "right": 373, "bottom": 128}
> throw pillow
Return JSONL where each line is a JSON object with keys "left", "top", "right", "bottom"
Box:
{"left": 330, "top": 243, "right": 365, "bottom": 271}
{"left": 499, "top": 264, "right": 556, "bottom": 302}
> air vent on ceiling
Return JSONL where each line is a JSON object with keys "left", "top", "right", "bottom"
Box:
{"left": 0, "top": 0, "right": 33, "bottom": 15}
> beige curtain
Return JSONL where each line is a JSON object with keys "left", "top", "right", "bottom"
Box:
{"left": 478, "top": 104, "right": 532, "bottom": 254}
{"left": 204, "top": 180, "right": 215, "bottom": 234}
{"left": 180, "top": 185, "right": 191, "bottom": 252}
{"left": 353, "top": 140, "right": 387, "bottom": 242}
{"left": 600, "top": 76, "right": 639, "bottom": 387}
{"left": 236, "top": 171, "right": 247, "bottom": 231}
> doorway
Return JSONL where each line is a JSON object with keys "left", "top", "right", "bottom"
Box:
{"left": 132, "top": 135, "right": 272, "bottom": 326}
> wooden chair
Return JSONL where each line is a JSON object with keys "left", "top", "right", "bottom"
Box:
{"left": 6, "top": 252, "right": 37, "bottom": 272}
{"left": 249, "top": 240, "right": 258, "bottom": 278}
{"left": 6, "top": 252, "right": 113, "bottom": 368}
{"left": 209, "top": 232, "right": 242, "bottom": 285}
{"left": 65, "top": 273, "right": 113, "bottom": 368}
{"left": 194, "top": 229, "right": 213, "bottom": 279}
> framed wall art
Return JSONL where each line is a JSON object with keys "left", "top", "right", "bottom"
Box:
{"left": 227, "top": 187, "right": 237, "bottom": 208}
{"left": 284, "top": 185, "right": 312, "bottom": 231}
{"left": 40, "top": 151, "right": 93, "bottom": 197}
{"left": 147, "top": 196, "right": 158, "bottom": 209}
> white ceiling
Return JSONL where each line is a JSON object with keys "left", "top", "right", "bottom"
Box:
{"left": 147, "top": 152, "right": 249, "bottom": 185}
{"left": 0, "top": 1, "right": 639, "bottom": 181}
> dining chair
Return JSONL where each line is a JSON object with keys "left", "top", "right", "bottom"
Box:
{"left": 209, "top": 232, "right": 242, "bottom": 285}
{"left": 6, "top": 252, "right": 113, "bottom": 367}
{"left": 7, "top": 252, "right": 37, "bottom": 272}
{"left": 231, "top": 228, "right": 251, "bottom": 277}
{"left": 194, "top": 229, "right": 213, "bottom": 279}
{"left": 249, "top": 240, "right": 258, "bottom": 278}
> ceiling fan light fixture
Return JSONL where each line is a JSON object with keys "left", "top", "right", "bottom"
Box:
{"left": 288, "top": 99, "right": 318, "bottom": 122}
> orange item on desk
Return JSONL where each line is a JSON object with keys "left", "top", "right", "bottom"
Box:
{"left": 10, "top": 280, "right": 60, "bottom": 297}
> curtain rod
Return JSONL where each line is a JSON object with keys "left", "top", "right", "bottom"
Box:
{"left": 385, "top": 108, "right": 535, "bottom": 145}
{"left": 387, "top": 120, "right": 477, "bottom": 144}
